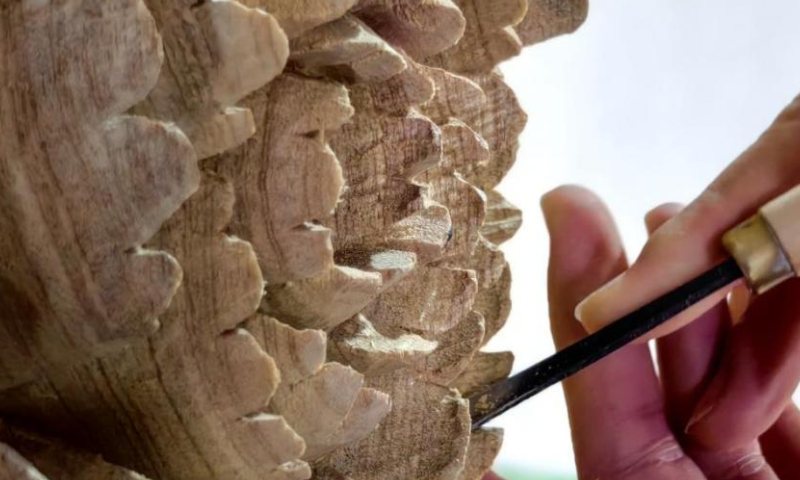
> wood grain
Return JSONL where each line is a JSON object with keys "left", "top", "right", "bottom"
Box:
{"left": 0, "top": 0, "right": 590, "bottom": 478}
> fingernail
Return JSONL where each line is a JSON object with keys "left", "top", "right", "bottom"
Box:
{"left": 574, "top": 298, "right": 589, "bottom": 323}
{"left": 540, "top": 189, "right": 559, "bottom": 220}
{"left": 574, "top": 272, "right": 626, "bottom": 323}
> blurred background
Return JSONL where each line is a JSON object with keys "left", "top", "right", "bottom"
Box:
{"left": 486, "top": 0, "right": 800, "bottom": 478}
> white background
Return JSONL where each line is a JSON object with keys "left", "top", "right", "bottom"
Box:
{"left": 488, "top": 0, "right": 800, "bottom": 475}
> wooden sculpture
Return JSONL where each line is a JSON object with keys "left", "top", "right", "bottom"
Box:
{"left": 0, "top": 0, "right": 587, "bottom": 479}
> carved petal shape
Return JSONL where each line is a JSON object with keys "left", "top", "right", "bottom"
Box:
{"left": 290, "top": 15, "right": 407, "bottom": 83}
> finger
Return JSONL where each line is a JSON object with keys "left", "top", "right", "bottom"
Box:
{"left": 545, "top": 186, "right": 627, "bottom": 348}
{"left": 761, "top": 404, "right": 800, "bottom": 479}
{"left": 575, "top": 94, "right": 800, "bottom": 337}
{"left": 543, "top": 186, "right": 704, "bottom": 479}
{"left": 644, "top": 203, "right": 684, "bottom": 235}
{"left": 685, "top": 278, "right": 800, "bottom": 450}
{"left": 651, "top": 206, "right": 778, "bottom": 479}
{"left": 647, "top": 204, "right": 726, "bottom": 427}
{"left": 662, "top": 307, "right": 776, "bottom": 480}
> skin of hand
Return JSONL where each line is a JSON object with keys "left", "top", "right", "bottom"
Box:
{"left": 567, "top": 94, "right": 800, "bottom": 451}
{"left": 534, "top": 186, "right": 799, "bottom": 479}
{"left": 480, "top": 187, "right": 800, "bottom": 479}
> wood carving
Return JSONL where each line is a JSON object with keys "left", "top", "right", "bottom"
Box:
{"left": 0, "top": 0, "right": 587, "bottom": 479}
{"left": 0, "top": 421, "right": 149, "bottom": 480}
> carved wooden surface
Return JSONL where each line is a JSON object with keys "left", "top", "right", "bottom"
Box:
{"left": 0, "top": 0, "right": 588, "bottom": 479}
{"left": 0, "top": 422, "right": 149, "bottom": 480}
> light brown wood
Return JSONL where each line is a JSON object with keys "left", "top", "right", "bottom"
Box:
{"left": 246, "top": 0, "right": 359, "bottom": 38}
{"left": 244, "top": 314, "right": 390, "bottom": 460}
{"left": 289, "top": 15, "right": 407, "bottom": 83}
{"left": 516, "top": 0, "right": 589, "bottom": 46}
{"left": 0, "top": 0, "right": 199, "bottom": 390}
{"left": 452, "top": 352, "right": 515, "bottom": 397}
{"left": 424, "top": 0, "right": 528, "bottom": 74}
{"left": 482, "top": 190, "right": 523, "bottom": 246}
{"left": 209, "top": 73, "right": 351, "bottom": 284}
{"left": 132, "top": 0, "right": 289, "bottom": 159}
{"left": 353, "top": 0, "right": 466, "bottom": 59}
{"left": 0, "top": 3, "right": 376, "bottom": 479}
{"left": 457, "top": 429, "right": 505, "bottom": 480}
{"left": 0, "top": 0, "right": 589, "bottom": 478}
{"left": 318, "top": 371, "right": 472, "bottom": 480}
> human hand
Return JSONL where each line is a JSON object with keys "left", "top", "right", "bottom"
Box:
{"left": 568, "top": 94, "right": 800, "bottom": 450}
{"left": 539, "top": 186, "right": 800, "bottom": 479}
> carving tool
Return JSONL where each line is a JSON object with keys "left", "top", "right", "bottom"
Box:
{"left": 470, "top": 183, "right": 800, "bottom": 429}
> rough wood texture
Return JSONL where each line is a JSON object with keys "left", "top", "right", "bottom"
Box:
{"left": 0, "top": 3, "right": 375, "bottom": 480}
{"left": 244, "top": 314, "right": 390, "bottom": 460}
{"left": 317, "top": 372, "right": 472, "bottom": 480}
{"left": 457, "top": 429, "right": 504, "bottom": 480}
{"left": 132, "top": 0, "right": 289, "bottom": 159}
{"left": 0, "top": 0, "right": 198, "bottom": 390}
{"left": 245, "top": 0, "right": 359, "bottom": 39}
{"left": 353, "top": 0, "right": 466, "bottom": 59}
{"left": 424, "top": 0, "right": 528, "bottom": 74}
{"left": 516, "top": 0, "right": 589, "bottom": 46}
{"left": 452, "top": 352, "right": 515, "bottom": 397}
{"left": 0, "top": 0, "right": 588, "bottom": 479}
{"left": 289, "top": 15, "right": 407, "bottom": 83}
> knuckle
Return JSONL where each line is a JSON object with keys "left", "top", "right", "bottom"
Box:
{"left": 695, "top": 450, "right": 769, "bottom": 479}
{"left": 580, "top": 437, "right": 689, "bottom": 480}
{"left": 733, "top": 452, "right": 768, "bottom": 478}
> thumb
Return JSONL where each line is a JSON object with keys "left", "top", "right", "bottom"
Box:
{"left": 576, "top": 93, "right": 800, "bottom": 336}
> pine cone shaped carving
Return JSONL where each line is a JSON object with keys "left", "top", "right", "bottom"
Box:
{"left": 0, "top": 0, "right": 588, "bottom": 479}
